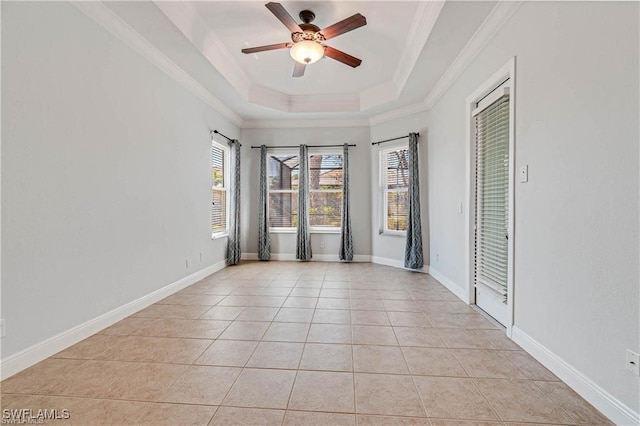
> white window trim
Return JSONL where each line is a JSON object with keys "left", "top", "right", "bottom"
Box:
{"left": 379, "top": 143, "right": 409, "bottom": 236}
{"left": 267, "top": 149, "right": 345, "bottom": 234}
{"left": 211, "top": 138, "right": 230, "bottom": 239}
{"left": 267, "top": 150, "right": 298, "bottom": 233}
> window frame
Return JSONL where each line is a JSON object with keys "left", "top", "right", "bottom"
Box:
{"left": 267, "top": 150, "right": 300, "bottom": 233}
{"left": 308, "top": 150, "right": 344, "bottom": 233}
{"left": 379, "top": 143, "right": 409, "bottom": 236}
{"left": 211, "top": 138, "right": 230, "bottom": 239}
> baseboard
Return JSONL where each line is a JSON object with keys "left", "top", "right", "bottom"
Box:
{"left": 511, "top": 326, "right": 640, "bottom": 426}
{"left": 241, "top": 253, "right": 371, "bottom": 262}
{"left": 0, "top": 260, "right": 227, "bottom": 380}
{"left": 428, "top": 267, "right": 469, "bottom": 303}
{"left": 370, "top": 256, "right": 429, "bottom": 274}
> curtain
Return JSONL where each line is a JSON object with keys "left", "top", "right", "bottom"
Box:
{"left": 258, "top": 145, "right": 271, "bottom": 260}
{"left": 296, "top": 144, "right": 312, "bottom": 260}
{"left": 339, "top": 143, "right": 353, "bottom": 261}
{"left": 226, "top": 140, "right": 241, "bottom": 265}
{"left": 404, "top": 133, "right": 424, "bottom": 269}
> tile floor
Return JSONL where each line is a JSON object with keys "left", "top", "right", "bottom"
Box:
{"left": 1, "top": 261, "right": 612, "bottom": 425}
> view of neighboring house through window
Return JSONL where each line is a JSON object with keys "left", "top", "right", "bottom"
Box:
{"left": 381, "top": 146, "right": 409, "bottom": 233}
{"left": 309, "top": 154, "right": 343, "bottom": 229}
{"left": 211, "top": 140, "right": 229, "bottom": 236}
{"left": 268, "top": 154, "right": 299, "bottom": 229}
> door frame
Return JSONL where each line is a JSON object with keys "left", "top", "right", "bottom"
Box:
{"left": 464, "top": 57, "right": 516, "bottom": 337}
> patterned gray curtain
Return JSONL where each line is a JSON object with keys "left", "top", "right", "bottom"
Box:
{"left": 258, "top": 145, "right": 271, "bottom": 260}
{"left": 226, "top": 140, "right": 241, "bottom": 265}
{"left": 404, "top": 133, "right": 424, "bottom": 269}
{"left": 339, "top": 143, "right": 353, "bottom": 261}
{"left": 296, "top": 144, "right": 312, "bottom": 260}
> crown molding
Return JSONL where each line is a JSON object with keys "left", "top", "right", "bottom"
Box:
{"left": 241, "top": 118, "right": 370, "bottom": 129}
{"left": 71, "top": 1, "right": 243, "bottom": 127}
{"left": 424, "top": 0, "right": 523, "bottom": 109}
{"left": 369, "top": 101, "right": 429, "bottom": 126}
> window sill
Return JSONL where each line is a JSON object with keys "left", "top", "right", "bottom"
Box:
{"left": 269, "top": 228, "right": 342, "bottom": 234}
{"left": 379, "top": 230, "right": 406, "bottom": 238}
{"left": 211, "top": 232, "right": 229, "bottom": 240}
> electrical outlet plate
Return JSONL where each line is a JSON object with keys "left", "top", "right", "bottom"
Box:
{"left": 626, "top": 349, "right": 639, "bottom": 375}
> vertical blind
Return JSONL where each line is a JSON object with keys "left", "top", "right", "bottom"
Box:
{"left": 474, "top": 93, "right": 510, "bottom": 301}
{"left": 211, "top": 144, "right": 227, "bottom": 233}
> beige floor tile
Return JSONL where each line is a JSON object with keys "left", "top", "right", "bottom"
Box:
{"left": 218, "top": 295, "right": 285, "bottom": 308}
{"left": 307, "top": 323, "right": 352, "bottom": 343}
{"left": 263, "top": 322, "right": 310, "bottom": 342}
{"left": 138, "top": 318, "right": 231, "bottom": 339}
{"left": 473, "top": 378, "right": 575, "bottom": 423}
{"left": 289, "top": 288, "right": 321, "bottom": 297}
{"left": 66, "top": 397, "right": 149, "bottom": 425}
{"left": 158, "top": 293, "right": 226, "bottom": 306}
{"left": 316, "top": 297, "right": 350, "bottom": 310}
{"left": 427, "top": 313, "right": 496, "bottom": 329}
{"left": 534, "top": 381, "right": 613, "bottom": 424}
{"left": 199, "top": 306, "right": 245, "bottom": 320}
{"left": 159, "top": 365, "right": 241, "bottom": 405}
{"left": 313, "top": 309, "right": 351, "bottom": 324}
{"left": 99, "top": 317, "right": 154, "bottom": 336}
{"left": 508, "top": 351, "right": 559, "bottom": 381}
{"left": 210, "top": 407, "right": 284, "bottom": 425}
{"left": 351, "top": 310, "right": 390, "bottom": 326}
{"left": 393, "top": 327, "right": 446, "bottom": 347}
{"left": 283, "top": 297, "right": 318, "bottom": 308}
{"left": 349, "top": 289, "right": 380, "bottom": 299}
{"left": 195, "top": 339, "right": 258, "bottom": 367}
{"left": 295, "top": 280, "right": 323, "bottom": 288}
{"left": 52, "top": 335, "right": 118, "bottom": 360}
{"left": 452, "top": 349, "right": 528, "bottom": 379}
{"left": 352, "top": 325, "right": 398, "bottom": 345}
{"left": 383, "top": 300, "right": 421, "bottom": 312}
{"left": 236, "top": 307, "right": 279, "bottom": 321}
{"left": 274, "top": 308, "right": 314, "bottom": 323}
{"left": 322, "top": 280, "right": 350, "bottom": 289}
{"left": 320, "top": 288, "right": 350, "bottom": 298}
{"left": 299, "top": 343, "right": 353, "bottom": 371}
{"left": 288, "top": 371, "right": 355, "bottom": 413}
{"left": 132, "top": 304, "right": 212, "bottom": 319}
{"left": 387, "top": 311, "right": 432, "bottom": 327}
{"left": 429, "top": 420, "right": 503, "bottom": 426}
{"left": 413, "top": 376, "right": 498, "bottom": 421}
{"left": 137, "top": 403, "right": 217, "bottom": 425}
{"left": 433, "top": 328, "right": 491, "bottom": 349}
{"left": 478, "top": 329, "right": 522, "bottom": 350}
{"left": 222, "top": 368, "right": 296, "bottom": 409}
{"left": 219, "top": 321, "right": 270, "bottom": 340}
{"left": 95, "top": 336, "right": 212, "bottom": 364}
{"left": 355, "top": 373, "right": 426, "bottom": 417}
{"left": 353, "top": 345, "right": 409, "bottom": 374}
{"left": 246, "top": 341, "right": 304, "bottom": 369}
{"left": 283, "top": 410, "right": 356, "bottom": 425}
{"left": 357, "top": 415, "right": 431, "bottom": 425}
{"left": 104, "top": 362, "right": 189, "bottom": 401}
{"left": 350, "top": 299, "right": 386, "bottom": 311}
{"left": 401, "top": 347, "right": 467, "bottom": 377}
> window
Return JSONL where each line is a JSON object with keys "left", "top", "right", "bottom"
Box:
{"left": 268, "top": 154, "right": 299, "bottom": 229}
{"left": 211, "top": 140, "right": 229, "bottom": 237}
{"left": 309, "top": 154, "right": 343, "bottom": 229}
{"left": 380, "top": 146, "right": 409, "bottom": 233}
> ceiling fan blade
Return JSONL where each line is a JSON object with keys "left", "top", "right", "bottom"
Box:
{"left": 242, "top": 42, "right": 291, "bottom": 54}
{"left": 266, "top": 2, "right": 302, "bottom": 33}
{"left": 320, "top": 13, "right": 367, "bottom": 40}
{"left": 293, "top": 62, "right": 306, "bottom": 78}
{"left": 324, "top": 46, "right": 362, "bottom": 68}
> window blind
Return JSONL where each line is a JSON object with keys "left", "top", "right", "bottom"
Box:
{"left": 211, "top": 143, "right": 227, "bottom": 233}
{"left": 381, "top": 147, "right": 409, "bottom": 232}
{"left": 268, "top": 154, "right": 300, "bottom": 228}
{"left": 474, "top": 94, "right": 510, "bottom": 300}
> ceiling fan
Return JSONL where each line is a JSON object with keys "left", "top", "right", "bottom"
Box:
{"left": 241, "top": 2, "right": 367, "bottom": 78}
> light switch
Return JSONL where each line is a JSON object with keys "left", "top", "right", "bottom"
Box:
{"left": 519, "top": 165, "right": 528, "bottom": 183}
{"left": 458, "top": 202, "right": 463, "bottom": 214}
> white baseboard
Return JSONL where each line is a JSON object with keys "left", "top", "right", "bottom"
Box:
{"left": 424, "top": 266, "right": 468, "bottom": 302}
{"left": 371, "top": 256, "right": 429, "bottom": 274}
{"left": 241, "top": 253, "right": 371, "bottom": 262}
{"left": 0, "top": 260, "right": 227, "bottom": 380}
{"left": 512, "top": 326, "right": 640, "bottom": 426}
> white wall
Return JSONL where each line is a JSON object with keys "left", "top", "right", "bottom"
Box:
{"left": 1, "top": 2, "right": 239, "bottom": 359}
{"left": 376, "top": 1, "right": 639, "bottom": 418}
{"left": 370, "top": 114, "right": 430, "bottom": 268}
{"left": 240, "top": 126, "right": 371, "bottom": 260}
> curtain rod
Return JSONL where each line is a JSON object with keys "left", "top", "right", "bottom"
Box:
{"left": 211, "top": 129, "right": 234, "bottom": 142}
{"left": 251, "top": 144, "right": 356, "bottom": 149}
{"left": 371, "top": 133, "right": 419, "bottom": 146}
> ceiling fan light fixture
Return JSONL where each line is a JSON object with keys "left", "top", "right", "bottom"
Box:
{"left": 290, "top": 40, "right": 324, "bottom": 65}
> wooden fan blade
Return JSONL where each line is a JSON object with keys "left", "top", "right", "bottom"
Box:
{"left": 242, "top": 42, "right": 291, "bottom": 54}
{"left": 266, "top": 2, "right": 302, "bottom": 33}
{"left": 324, "top": 46, "right": 362, "bottom": 68}
{"left": 293, "top": 62, "right": 306, "bottom": 78}
{"left": 320, "top": 13, "right": 366, "bottom": 40}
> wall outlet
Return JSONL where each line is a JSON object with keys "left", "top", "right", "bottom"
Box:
{"left": 626, "top": 349, "right": 640, "bottom": 375}
{"left": 1, "top": 319, "right": 5, "bottom": 338}
{"left": 320, "top": 240, "right": 325, "bottom": 249}
{"left": 519, "top": 165, "right": 529, "bottom": 183}
{"left": 458, "top": 202, "right": 463, "bottom": 214}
